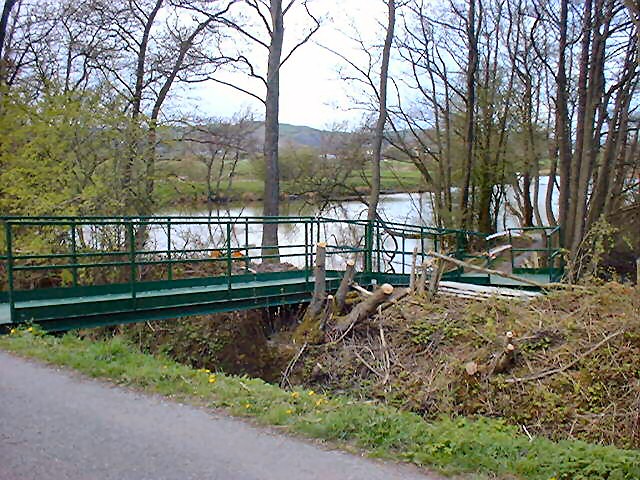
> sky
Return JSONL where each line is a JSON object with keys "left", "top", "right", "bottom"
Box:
{"left": 182, "top": 0, "right": 388, "bottom": 130}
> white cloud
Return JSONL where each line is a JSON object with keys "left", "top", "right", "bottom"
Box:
{"left": 181, "top": 0, "right": 388, "bottom": 129}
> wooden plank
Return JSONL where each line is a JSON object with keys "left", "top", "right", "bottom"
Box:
{"left": 439, "top": 281, "right": 541, "bottom": 297}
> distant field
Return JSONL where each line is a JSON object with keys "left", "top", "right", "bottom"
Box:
{"left": 155, "top": 158, "right": 427, "bottom": 207}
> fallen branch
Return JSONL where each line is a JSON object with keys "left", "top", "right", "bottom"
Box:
{"left": 353, "top": 349, "right": 384, "bottom": 379}
{"left": 427, "top": 250, "right": 549, "bottom": 288}
{"left": 505, "top": 330, "right": 625, "bottom": 383}
{"left": 439, "top": 281, "right": 541, "bottom": 298}
{"left": 280, "top": 342, "right": 308, "bottom": 388}
{"left": 379, "top": 319, "right": 391, "bottom": 385}
{"left": 334, "top": 284, "right": 394, "bottom": 334}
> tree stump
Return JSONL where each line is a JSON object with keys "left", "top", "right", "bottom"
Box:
{"left": 335, "top": 259, "right": 356, "bottom": 314}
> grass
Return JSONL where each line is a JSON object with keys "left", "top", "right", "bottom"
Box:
{"left": 153, "top": 158, "right": 427, "bottom": 207}
{"left": 1, "top": 328, "right": 639, "bottom": 480}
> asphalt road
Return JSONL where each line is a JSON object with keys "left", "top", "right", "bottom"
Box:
{"left": 0, "top": 351, "right": 440, "bottom": 480}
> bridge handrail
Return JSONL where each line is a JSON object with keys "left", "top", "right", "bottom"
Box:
{"left": 0, "top": 216, "right": 563, "bottom": 309}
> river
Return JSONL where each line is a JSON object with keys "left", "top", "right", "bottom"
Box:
{"left": 153, "top": 178, "right": 558, "bottom": 270}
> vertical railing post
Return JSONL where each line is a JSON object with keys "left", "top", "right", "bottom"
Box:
{"left": 304, "top": 220, "right": 309, "bottom": 285}
{"left": 310, "top": 221, "right": 314, "bottom": 269}
{"left": 127, "top": 221, "right": 136, "bottom": 301}
{"left": 421, "top": 227, "right": 427, "bottom": 269}
{"left": 376, "top": 222, "right": 381, "bottom": 273}
{"left": 5, "top": 222, "right": 15, "bottom": 323}
{"left": 509, "top": 230, "right": 515, "bottom": 271}
{"left": 545, "top": 229, "right": 551, "bottom": 270}
{"left": 244, "top": 217, "right": 250, "bottom": 273}
{"left": 167, "top": 218, "right": 173, "bottom": 281}
{"left": 226, "top": 221, "right": 232, "bottom": 292}
{"left": 364, "top": 221, "right": 373, "bottom": 275}
{"left": 71, "top": 220, "right": 78, "bottom": 287}
{"left": 401, "top": 234, "right": 406, "bottom": 275}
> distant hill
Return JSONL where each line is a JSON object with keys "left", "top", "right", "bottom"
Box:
{"left": 249, "top": 122, "right": 349, "bottom": 150}
{"left": 160, "top": 122, "right": 357, "bottom": 159}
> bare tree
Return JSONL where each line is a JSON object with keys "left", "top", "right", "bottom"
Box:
{"left": 92, "top": 0, "right": 234, "bottom": 214}
{"left": 206, "top": 0, "right": 320, "bottom": 257}
{"left": 182, "top": 112, "right": 257, "bottom": 213}
{"left": 368, "top": 0, "right": 396, "bottom": 222}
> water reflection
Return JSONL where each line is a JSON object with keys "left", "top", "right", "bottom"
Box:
{"left": 152, "top": 182, "right": 559, "bottom": 271}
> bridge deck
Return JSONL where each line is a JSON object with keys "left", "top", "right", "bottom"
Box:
{"left": 0, "top": 272, "right": 344, "bottom": 331}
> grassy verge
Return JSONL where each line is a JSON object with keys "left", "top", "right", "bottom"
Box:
{"left": 1, "top": 330, "right": 638, "bottom": 480}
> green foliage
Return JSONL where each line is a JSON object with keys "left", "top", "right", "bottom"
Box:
{"left": 0, "top": 89, "right": 142, "bottom": 216}
{"left": 2, "top": 330, "right": 639, "bottom": 480}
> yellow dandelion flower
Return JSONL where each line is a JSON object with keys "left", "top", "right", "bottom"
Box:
{"left": 286, "top": 409, "right": 293, "bottom": 415}
{"left": 290, "top": 391, "right": 300, "bottom": 399}
{"left": 244, "top": 403, "right": 251, "bottom": 409}
{"left": 9, "top": 328, "right": 17, "bottom": 335}
{"left": 27, "top": 326, "right": 34, "bottom": 333}
{"left": 208, "top": 374, "right": 217, "bottom": 384}
{"left": 307, "top": 390, "right": 315, "bottom": 396}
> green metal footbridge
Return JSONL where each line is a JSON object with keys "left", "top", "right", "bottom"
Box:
{"left": 0, "top": 216, "right": 562, "bottom": 332}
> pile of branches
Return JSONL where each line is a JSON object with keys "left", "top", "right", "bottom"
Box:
{"left": 291, "top": 279, "right": 640, "bottom": 449}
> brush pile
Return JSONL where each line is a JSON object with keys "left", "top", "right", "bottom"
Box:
{"left": 297, "top": 281, "right": 640, "bottom": 449}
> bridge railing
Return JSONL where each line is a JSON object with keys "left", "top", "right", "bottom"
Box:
{"left": 0, "top": 216, "right": 376, "bottom": 305}
{"left": 0, "top": 216, "right": 564, "bottom": 318}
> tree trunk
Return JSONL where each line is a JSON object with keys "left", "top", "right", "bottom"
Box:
{"left": 335, "top": 259, "right": 356, "bottom": 313}
{"left": 571, "top": 0, "right": 610, "bottom": 256}
{"left": 261, "top": 0, "right": 284, "bottom": 258}
{"left": 460, "top": 0, "right": 478, "bottom": 229}
{"left": 555, "top": 0, "right": 572, "bottom": 241}
{"left": 121, "top": 0, "right": 164, "bottom": 212}
{"left": 368, "top": 0, "right": 396, "bottom": 222}
{"left": 0, "top": 0, "right": 17, "bottom": 62}
{"left": 566, "top": 0, "right": 593, "bottom": 253}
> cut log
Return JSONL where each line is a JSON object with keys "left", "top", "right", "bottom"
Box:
{"left": 492, "top": 343, "right": 516, "bottom": 374}
{"left": 335, "top": 259, "right": 356, "bottom": 313}
{"left": 427, "top": 258, "right": 446, "bottom": 299}
{"left": 306, "top": 242, "right": 327, "bottom": 318}
{"left": 333, "top": 283, "right": 394, "bottom": 334}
